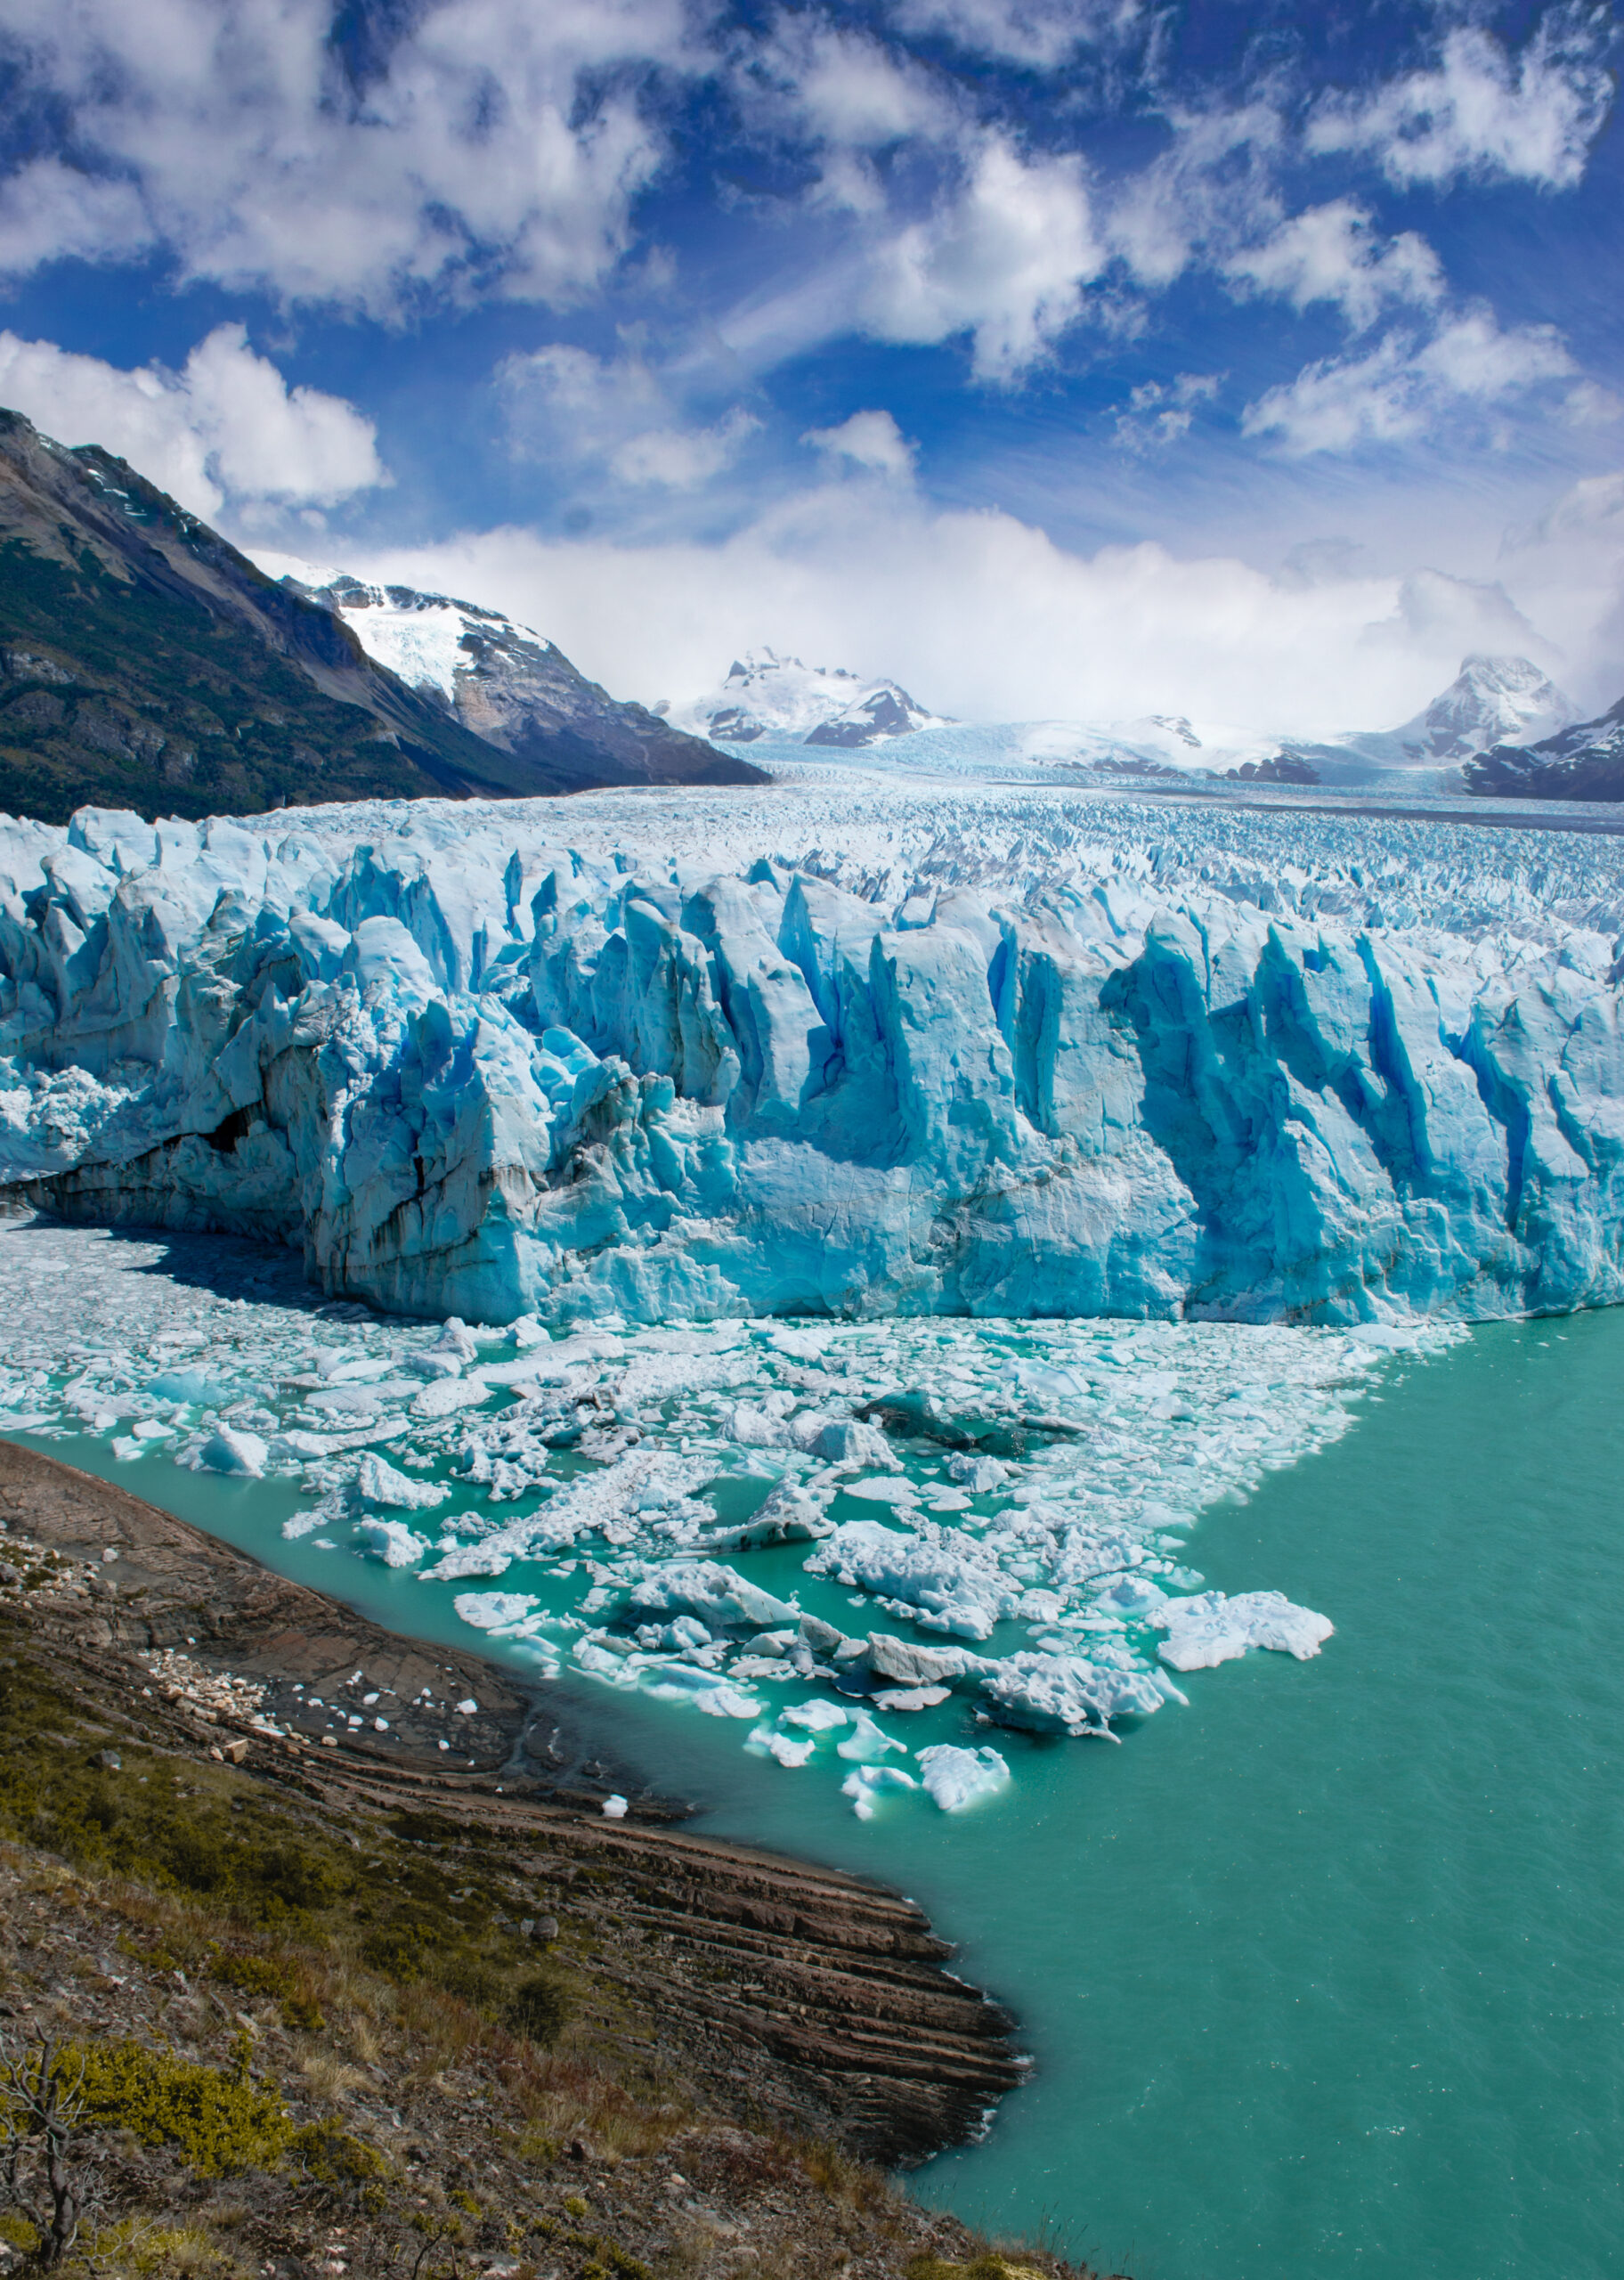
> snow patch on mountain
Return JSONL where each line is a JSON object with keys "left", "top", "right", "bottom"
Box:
{"left": 670, "top": 651, "right": 950, "bottom": 746}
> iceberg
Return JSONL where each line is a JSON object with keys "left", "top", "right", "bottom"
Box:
{"left": 4, "top": 786, "right": 1622, "bottom": 1329}
{"left": 1153, "top": 1590, "right": 1335, "bottom": 1671}
{"left": 916, "top": 1743, "right": 1011, "bottom": 1812}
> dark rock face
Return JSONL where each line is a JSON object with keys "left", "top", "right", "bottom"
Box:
{"left": 0, "top": 408, "right": 765, "bottom": 825}
{"left": 305, "top": 576, "right": 765, "bottom": 791}
{"left": 1225, "top": 753, "right": 1321, "bottom": 786}
{"left": 804, "top": 685, "right": 936, "bottom": 746}
{"left": 1465, "top": 696, "right": 1624, "bottom": 801}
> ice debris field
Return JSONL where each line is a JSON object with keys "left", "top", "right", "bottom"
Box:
{"left": 4, "top": 772, "right": 1624, "bottom": 1331}
{"left": 0, "top": 1215, "right": 1438, "bottom": 1819}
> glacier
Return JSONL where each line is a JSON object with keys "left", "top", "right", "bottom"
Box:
{"left": 4, "top": 771, "right": 1624, "bottom": 1330}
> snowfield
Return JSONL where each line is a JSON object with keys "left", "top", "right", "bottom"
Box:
{"left": 4, "top": 767, "right": 1624, "bottom": 1331}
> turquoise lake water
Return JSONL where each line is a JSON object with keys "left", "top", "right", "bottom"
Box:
{"left": 12, "top": 1305, "right": 1624, "bottom": 2280}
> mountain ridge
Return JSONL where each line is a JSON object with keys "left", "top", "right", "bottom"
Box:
{"left": 0, "top": 410, "right": 761, "bottom": 825}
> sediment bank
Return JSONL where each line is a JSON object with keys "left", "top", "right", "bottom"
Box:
{"left": 0, "top": 1436, "right": 1023, "bottom": 2169}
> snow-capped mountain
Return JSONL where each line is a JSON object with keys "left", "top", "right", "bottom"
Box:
{"left": 281, "top": 571, "right": 761, "bottom": 791}
{"left": 669, "top": 650, "right": 950, "bottom": 746}
{"left": 1341, "top": 655, "right": 1577, "bottom": 767}
{"left": 1465, "top": 692, "right": 1624, "bottom": 801}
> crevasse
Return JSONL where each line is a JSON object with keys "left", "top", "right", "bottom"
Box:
{"left": 3, "top": 791, "right": 1621, "bottom": 1326}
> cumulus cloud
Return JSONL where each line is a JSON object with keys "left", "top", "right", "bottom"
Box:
{"left": 0, "top": 0, "right": 684, "bottom": 311}
{"left": 801, "top": 409, "right": 916, "bottom": 477}
{"left": 1242, "top": 309, "right": 1577, "bottom": 455}
{"left": 1306, "top": 11, "right": 1614, "bottom": 191}
{"left": 861, "top": 138, "right": 1102, "bottom": 380}
{"left": 1225, "top": 201, "right": 1443, "bottom": 331}
{"left": 498, "top": 344, "right": 758, "bottom": 493}
{"left": 0, "top": 324, "right": 386, "bottom": 517}
{"left": 612, "top": 409, "right": 760, "bottom": 489}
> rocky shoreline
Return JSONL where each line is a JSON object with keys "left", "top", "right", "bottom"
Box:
{"left": 0, "top": 1436, "right": 1024, "bottom": 2170}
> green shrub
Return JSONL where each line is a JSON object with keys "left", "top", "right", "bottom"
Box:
{"left": 71, "top": 2039, "right": 292, "bottom": 2176}
{"left": 359, "top": 1918, "right": 436, "bottom": 1983}
{"left": 434, "top": 1953, "right": 503, "bottom": 2007}
{"left": 506, "top": 1971, "right": 572, "bottom": 2048}
{"left": 209, "top": 1950, "right": 324, "bottom": 2032}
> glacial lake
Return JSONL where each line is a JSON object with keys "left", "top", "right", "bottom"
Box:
{"left": 3, "top": 1221, "right": 1620, "bottom": 2280}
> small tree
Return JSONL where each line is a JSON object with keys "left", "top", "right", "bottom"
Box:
{"left": 0, "top": 2034, "right": 97, "bottom": 2268}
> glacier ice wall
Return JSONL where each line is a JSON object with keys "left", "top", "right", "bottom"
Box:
{"left": 3, "top": 783, "right": 1624, "bottom": 1326}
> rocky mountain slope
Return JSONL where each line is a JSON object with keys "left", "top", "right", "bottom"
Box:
{"left": 1465, "top": 692, "right": 1624, "bottom": 800}
{"left": 0, "top": 410, "right": 759, "bottom": 826}
{"left": 1375, "top": 653, "right": 1574, "bottom": 764}
{"left": 289, "top": 572, "right": 762, "bottom": 792}
{"left": 670, "top": 651, "right": 949, "bottom": 747}
{"left": 0, "top": 1437, "right": 1061, "bottom": 2280}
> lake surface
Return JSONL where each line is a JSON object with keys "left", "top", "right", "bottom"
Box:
{"left": 4, "top": 1220, "right": 1620, "bottom": 2280}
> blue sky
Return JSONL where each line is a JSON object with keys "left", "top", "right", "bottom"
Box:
{"left": 0, "top": 0, "right": 1620, "bottom": 729}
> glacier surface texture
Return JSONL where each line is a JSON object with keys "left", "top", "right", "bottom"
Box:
{"left": 4, "top": 774, "right": 1624, "bottom": 1328}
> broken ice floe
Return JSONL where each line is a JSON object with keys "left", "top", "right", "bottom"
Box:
{"left": 0, "top": 1219, "right": 1437, "bottom": 1823}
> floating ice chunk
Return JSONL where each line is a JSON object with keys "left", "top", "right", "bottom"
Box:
{"left": 979, "top": 1649, "right": 1166, "bottom": 1737}
{"left": 357, "top": 1517, "right": 429, "bottom": 1568}
{"left": 419, "top": 1540, "right": 512, "bottom": 1581}
{"left": 1097, "top": 1576, "right": 1168, "bottom": 1616}
{"left": 1153, "top": 1590, "right": 1335, "bottom": 1671}
{"left": 748, "top": 1724, "right": 816, "bottom": 1768}
{"left": 281, "top": 1511, "right": 325, "bottom": 1539}
{"left": 358, "top": 1453, "right": 450, "bottom": 1510}
{"left": 133, "top": 1420, "right": 173, "bottom": 1441}
{"left": 836, "top": 1711, "right": 906, "bottom": 1762}
{"left": 452, "top": 1591, "right": 540, "bottom": 1630}
{"left": 841, "top": 1763, "right": 917, "bottom": 1819}
{"left": 602, "top": 1794, "right": 629, "bottom": 1818}
{"left": 807, "top": 1522, "right": 1012, "bottom": 1640}
{"left": 721, "top": 1484, "right": 832, "bottom": 1546}
{"left": 779, "top": 1699, "right": 849, "bottom": 1732}
{"left": 813, "top": 1420, "right": 898, "bottom": 1469}
{"left": 873, "top": 1685, "right": 951, "bottom": 1712}
{"left": 403, "top": 1351, "right": 461, "bottom": 1380}
{"left": 916, "top": 1744, "right": 1011, "bottom": 1812}
{"left": 410, "top": 1378, "right": 490, "bottom": 1420}
{"left": 110, "top": 1436, "right": 142, "bottom": 1462}
{"left": 272, "top": 1429, "right": 338, "bottom": 1459}
{"left": 863, "top": 1632, "right": 987, "bottom": 1687}
{"left": 842, "top": 1477, "right": 918, "bottom": 1504}
{"left": 688, "top": 1679, "right": 763, "bottom": 1719}
{"left": 197, "top": 1427, "right": 267, "bottom": 1477}
{"left": 628, "top": 1561, "right": 799, "bottom": 1632}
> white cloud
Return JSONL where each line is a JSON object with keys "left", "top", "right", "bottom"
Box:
{"left": 0, "top": 0, "right": 687, "bottom": 311}
{"left": 888, "top": 0, "right": 1151, "bottom": 72}
{"left": 329, "top": 478, "right": 1563, "bottom": 740}
{"left": 1242, "top": 309, "right": 1576, "bottom": 456}
{"left": 1225, "top": 200, "right": 1443, "bottom": 330}
{"left": 0, "top": 324, "right": 386, "bottom": 517}
{"left": 611, "top": 409, "right": 759, "bottom": 489}
{"left": 1114, "top": 372, "right": 1221, "bottom": 452}
{"left": 1306, "top": 13, "right": 1614, "bottom": 191}
{"left": 499, "top": 344, "right": 758, "bottom": 493}
{"left": 801, "top": 409, "right": 916, "bottom": 477}
{"left": 862, "top": 138, "right": 1102, "bottom": 381}
{"left": 1361, "top": 567, "right": 1554, "bottom": 664}
{"left": 0, "top": 158, "right": 153, "bottom": 274}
